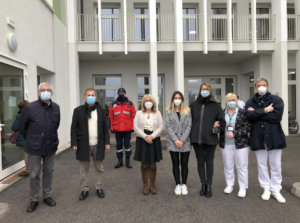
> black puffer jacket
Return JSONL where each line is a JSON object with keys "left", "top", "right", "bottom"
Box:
{"left": 190, "top": 96, "right": 225, "bottom": 145}
{"left": 18, "top": 98, "right": 60, "bottom": 155}
{"left": 219, "top": 109, "right": 251, "bottom": 149}
{"left": 245, "top": 92, "right": 287, "bottom": 151}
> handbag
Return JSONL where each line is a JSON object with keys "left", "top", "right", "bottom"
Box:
{"left": 9, "top": 131, "right": 19, "bottom": 144}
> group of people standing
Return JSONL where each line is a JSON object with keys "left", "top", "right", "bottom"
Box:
{"left": 14, "top": 77, "right": 287, "bottom": 214}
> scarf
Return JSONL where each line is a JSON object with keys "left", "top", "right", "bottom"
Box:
{"left": 85, "top": 102, "right": 98, "bottom": 119}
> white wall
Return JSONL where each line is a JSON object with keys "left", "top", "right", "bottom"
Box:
{"left": 0, "top": 0, "right": 70, "bottom": 152}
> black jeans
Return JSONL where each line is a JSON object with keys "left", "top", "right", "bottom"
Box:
{"left": 193, "top": 144, "right": 216, "bottom": 185}
{"left": 169, "top": 151, "right": 190, "bottom": 185}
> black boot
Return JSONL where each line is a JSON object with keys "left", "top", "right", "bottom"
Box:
{"left": 115, "top": 159, "right": 123, "bottom": 168}
{"left": 126, "top": 157, "right": 132, "bottom": 168}
{"left": 199, "top": 184, "right": 206, "bottom": 196}
{"left": 27, "top": 201, "right": 39, "bottom": 213}
{"left": 206, "top": 184, "right": 212, "bottom": 198}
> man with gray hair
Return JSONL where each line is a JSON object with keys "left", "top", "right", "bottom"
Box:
{"left": 18, "top": 82, "right": 61, "bottom": 213}
{"left": 245, "top": 78, "right": 287, "bottom": 204}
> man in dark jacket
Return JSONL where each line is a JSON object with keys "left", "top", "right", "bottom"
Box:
{"left": 109, "top": 88, "right": 136, "bottom": 168}
{"left": 11, "top": 100, "right": 30, "bottom": 176}
{"left": 71, "top": 88, "right": 110, "bottom": 201}
{"left": 18, "top": 83, "right": 60, "bottom": 213}
{"left": 245, "top": 78, "right": 287, "bottom": 204}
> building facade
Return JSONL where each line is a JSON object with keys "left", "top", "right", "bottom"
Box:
{"left": 0, "top": 0, "right": 299, "bottom": 180}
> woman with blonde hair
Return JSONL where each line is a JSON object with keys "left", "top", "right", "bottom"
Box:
{"left": 190, "top": 83, "right": 225, "bottom": 198}
{"left": 165, "top": 91, "right": 192, "bottom": 195}
{"left": 216, "top": 93, "right": 251, "bottom": 197}
{"left": 134, "top": 94, "right": 163, "bottom": 195}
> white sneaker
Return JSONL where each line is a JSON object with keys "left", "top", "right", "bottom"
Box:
{"left": 224, "top": 186, "right": 233, "bottom": 194}
{"left": 174, "top": 185, "right": 182, "bottom": 195}
{"left": 272, "top": 192, "right": 286, "bottom": 204}
{"left": 181, "top": 185, "right": 188, "bottom": 195}
{"left": 261, "top": 190, "right": 271, "bottom": 200}
{"left": 238, "top": 189, "right": 246, "bottom": 198}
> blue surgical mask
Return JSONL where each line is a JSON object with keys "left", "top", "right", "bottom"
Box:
{"left": 41, "top": 91, "right": 51, "bottom": 100}
{"left": 201, "top": 91, "right": 210, "bottom": 98}
{"left": 87, "top": 96, "right": 96, "bottom": 105}
{"left": 227, "top": 102, "right": 237, "bottom": 109}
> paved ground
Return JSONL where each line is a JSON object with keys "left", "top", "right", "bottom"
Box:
{"left": 0, "top": 137, "right": 300, "bottom": 223}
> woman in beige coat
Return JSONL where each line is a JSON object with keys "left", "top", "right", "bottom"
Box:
{"left": 134, "top": 94, "right": 163, "bottom": 195}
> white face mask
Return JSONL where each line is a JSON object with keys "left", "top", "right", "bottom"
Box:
{"left": 174, "top": 100, "right": 182, "bottom": 106}
{"left": 258, "top": 86, "right": 267, "bottom": 96}
{"left": 145, "top": 102, "right": 153, "bottom": 109}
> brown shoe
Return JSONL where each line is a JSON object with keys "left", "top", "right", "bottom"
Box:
{"left": 19, "top": 172, "right": 30, "bottom": 177}
{"left": 149, "top": 166, "right": 157, "bottom": 194}
{"left": 141, "top": 167, "right": 149, "bottom": 195}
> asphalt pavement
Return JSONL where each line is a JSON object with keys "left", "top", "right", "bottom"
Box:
{"left": 0, "top": 137, "right": 300, "bottom": 223}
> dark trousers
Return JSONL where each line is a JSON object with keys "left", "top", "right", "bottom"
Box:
{"left": 115, "top": 131, "right": 132, "bottom": 159}
{"left": 193, "top": 144, "right": 217, "bottom": 185}
{"left": 28, "top": 153, "right": 55, "bottom": 201}
{"left": 169, "top": 151, "right": 190, "bottom": 185}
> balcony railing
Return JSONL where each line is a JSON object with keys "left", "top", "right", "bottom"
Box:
{"left": 183, "top": 14, "right": 203, "bottom": 41}
{"left": 76, "top": 14, "right": 277, "bottom": 42}
{"left": 287, "top": 14, "right": 300, "bottom": 40}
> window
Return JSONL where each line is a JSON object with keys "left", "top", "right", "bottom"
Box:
{"left": 288, "top": 70, "right": 297, "bottom": 118}
{"left": 249, "top": 8, "right": 270, "bottom": 40}
{"left": 183, "top": 8, "right": 197, "bottom": 41}
{"left": 137, "top": 75, "right": 164, "bottom": 116}
{"left": 100, "top": 8, "right": 121, "bottom": 41}
{"left": 94, "top": 76, "right": 122, "bottom": 119}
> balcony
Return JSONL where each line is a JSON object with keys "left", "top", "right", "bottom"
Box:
{"left": 76, "top": 14, "right": 299, "bottom": 43}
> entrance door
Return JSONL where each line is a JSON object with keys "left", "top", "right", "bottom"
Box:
{"left": 0, "top": 62, "right": 25, "bottom": 180}
{"left": 185, "top": 77, "right": 225, "bottom": 106}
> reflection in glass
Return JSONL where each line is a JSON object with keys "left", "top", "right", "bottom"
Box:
{"left": 225, "top": 78, "right": 234, "bottom": 95}
{"left": 183, "top": 8, "right": 197, "bottom": 41}
{"left": 137, "top": 76, "right": 163, "bottom": 85}
{"left": 96, "top": 89, "right": 119, "bottom": 119}
{"left": 188, "top": 78, "right": 221, "bottom": 85}
{"left": 288, "top": 85, "right": 296, "bottom": 118}
{"left": 138, "top": 89, "right": 150, "bottom": 110}
{"left": 188, "top": 89, "right": 198, "bottom": 106}
{"left": 0, "top": 62, "right": 24, "bottom": 170}
{"left": 95, "top": 77, "right": 121, "bottom": 86}
{"left": 288, "top": 70, "right": 296, "bottom": 80}
{"left": 249, "top": 75, "right": 254, "bottom": 83}
{"left": 250, "top": 87, "right": 254, "bottom": 99}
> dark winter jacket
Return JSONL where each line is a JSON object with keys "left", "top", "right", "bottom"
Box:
{"left": 71, "top": 103, "right": 110, "bottom": 162}
{"left": 190, "top": 96, "right": 225, "bottom": 145}
{"left": 219, "top": 109, "right": 251, "bottom": 149}
{"left": 245, "top": 92, "right": 287, "bottom": 151}
{"left": 11, "top": 110, "right": 26, "bottom": 147}
{"left": 18, "top": 99, "right": 60, "bottom": 155}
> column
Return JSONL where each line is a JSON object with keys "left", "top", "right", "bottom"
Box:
{"left": 67, "top": 0, "right": 80, "bottom": 111}
{"left": 98, "top": 0, "right": 102, "bottom": 54}
{"left": 227, "top": 0, "right": 232, "bottom": 53}
{"left": 295, "top": 0, "right": 300, "bottom": 132}
{"left": 203, "top": 0, "right": 208, "bottom": 54}
{"left": 272, "top": 0, "right": 288, "bottom": 135}
{"left": 251, "top": 0, "right": 257, "bottom": 53}
{"left": 123, "top": 0, "right": 128, "bottom": 54}
{"left": 149, "top": 0, "right": 158, "bottom": 102}
{"left": 174, "top": 0, "right": 184, "bottom": 94}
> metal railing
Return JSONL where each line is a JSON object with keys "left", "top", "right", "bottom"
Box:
{"left": 208, "top": 15, "right": 228, "bottom": 41}
{"left": 76, "top": 14, "right": 277, "bottom": 42}
{"left": 287, "top": 14, "right": 300, "bottom": 40}
{"left": 157, "top": 14, "right": 175, "bottom": 41}
{"left": 76, "top": 14, "right": 123, "bottom": 41}
{"left": 183, "top": 14, "right": 203, "bottom": 41}
{"left": 127, "top": 14, "right": 149, "bottom": 41}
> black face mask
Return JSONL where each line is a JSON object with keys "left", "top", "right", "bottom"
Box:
{"left": 119, "top": 94, "right": 125, "bottom": 99}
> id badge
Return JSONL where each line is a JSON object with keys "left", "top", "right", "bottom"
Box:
{"left": 227, "top": 126, "right": 234, "bottom": 131}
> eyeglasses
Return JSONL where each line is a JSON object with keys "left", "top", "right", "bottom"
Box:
{"left": 39, "top": 89, "right": 52, "bottom": 92}
{"left": 202, "top": 88, "right": 210, "bottom": 91}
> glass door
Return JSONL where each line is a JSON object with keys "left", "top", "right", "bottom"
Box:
{"left": 183, "top": 8, "right": 197, "bottom": 41}
{"left": 185, "top": 77, "right": 224, "bottom": 107}
{"left": 0, "top": 62, "right": 25, "bottom": 180}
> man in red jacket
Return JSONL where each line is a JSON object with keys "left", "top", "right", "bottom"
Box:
{"left": 109, "top": 88, "right": 136, "bottom": 168}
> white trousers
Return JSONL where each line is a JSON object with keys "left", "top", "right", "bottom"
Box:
{"left": 254, "top": 148, "right": 282, "bottom": 193}
{"left": 220, "top": 145, "right": 249, "bottom": 190}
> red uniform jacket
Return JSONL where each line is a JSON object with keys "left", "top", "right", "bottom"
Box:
{"left": 109, "top": 98, "right": 136, "bottom": 132}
